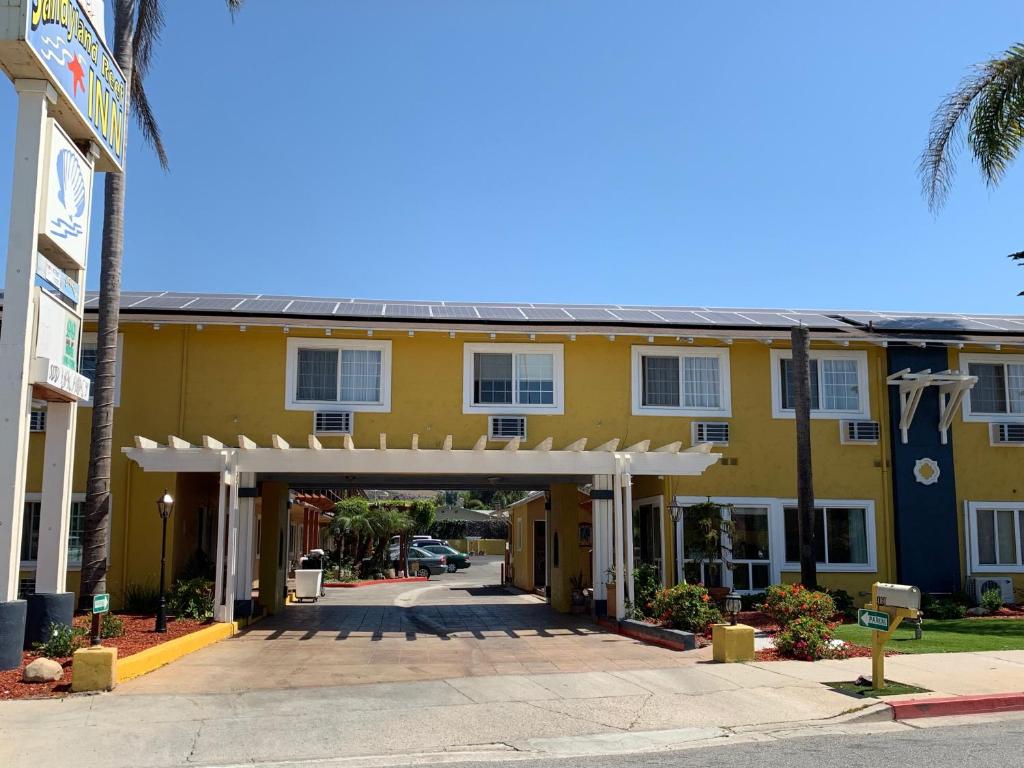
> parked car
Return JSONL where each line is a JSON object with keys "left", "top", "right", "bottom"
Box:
{"left": 398, "top": 546, "right": 447, "bottom": 578}
{"left": 420, "top": 544, "right": 471, "bottom": 572}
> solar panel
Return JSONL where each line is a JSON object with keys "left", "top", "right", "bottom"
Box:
{"left": 649, "top": 310, "right": 716, "bottom": 324}
{"left": 383, "top": 304, "right": 432, "bottom": 318}
{"left": 176, "top": 297, "right": 241, "bottom": 311}
{"left": 283, "top": 300, "right": 337, "bottom": 315}
{"left": 520, "top": 307, "right": 572, "bottom": 321}
{"left": 333, "top": 302, "right": 385, "bottom": 316}
{"left": 611, "top": 309, "right": 664, "bottom": 323}
{"left": 430, "top": 305, "right": 478, "bottom": 319}
{"left": 562, "top": 307, "right": 620, "bottom": 321}
{"left": 475, "top": 306, "right": 526, "bottom": 320}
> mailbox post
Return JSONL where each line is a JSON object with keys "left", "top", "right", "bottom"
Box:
{"left": 860, "top": 582, "right": 921, "bottom": 690}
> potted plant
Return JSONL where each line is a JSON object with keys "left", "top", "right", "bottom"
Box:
{"left": 569, "top": 571, "right": 587, "bottom": 614}
{"left": 604, "top": 566, "right": 617, "bottom": 617}
{"left": 681, "top": 499, "right": 735, "bottom": 601}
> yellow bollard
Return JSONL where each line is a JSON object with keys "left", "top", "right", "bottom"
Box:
{"left": 712, "top": 623, "right": 755, "bottom": 662}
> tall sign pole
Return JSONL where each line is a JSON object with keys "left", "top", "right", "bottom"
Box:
{"left": 0, "top": 0, "right": 126, "bottom": 670}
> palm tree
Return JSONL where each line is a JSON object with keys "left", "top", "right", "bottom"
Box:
{"left": 790, "top": 325, "right": 817, "bottom": 589}
{"left": 921, "top": 44, "right": 1024, "bottom": 211}
{"left": 78, "top": 0, "right": 244, "bottom": 610}
{"left": 329, "top": 498, "right": 373, "bottom": 567}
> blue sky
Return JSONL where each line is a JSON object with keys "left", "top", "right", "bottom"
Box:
{"left": 3, "top": 1, "right": 1024, "bottom": 312}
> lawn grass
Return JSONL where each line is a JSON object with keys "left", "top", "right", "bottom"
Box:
{"left": 825, "top": 680, "right": 930, "bottom": 698}
{"left": 834, "top": 618, "right": 1024, "bottom": 654}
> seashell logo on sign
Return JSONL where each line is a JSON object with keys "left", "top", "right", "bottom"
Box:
{"left": 40, "top": 120, "right": 93, "bottom": 269}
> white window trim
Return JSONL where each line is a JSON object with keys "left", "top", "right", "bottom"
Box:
{"left": 285, "top": 337, "right": 392, "bottom": 412}
{"left": 630, "top": 345, "right": 732, "bottom": 417}
{"left": 959, "top": 353, "right": 1024, "bottom": 423}
{"left": 462, "top": 343, "right": 564, "bottom": 415}
{"left": 769, "top": 348, "right": 870, "bottom": 420}
{"left": 20, "top": 492, "right": 88, "bottom": 571}
{"left": 966, "top": 501, "right": 1024, "bottom": 573}
{"left": 81, "top": 332, "right": 124, "bottom": 408}
{"left": 673, "top": 496, "right": 878, "bottom": 583}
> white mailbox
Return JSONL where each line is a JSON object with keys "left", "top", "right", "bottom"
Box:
{"left": 873, "top": 583, "right": 921, "bottom": 611}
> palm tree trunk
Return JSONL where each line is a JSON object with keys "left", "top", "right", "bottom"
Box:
{"left": 78, "top": 4, "right": 134, "bottom": 609}
{"left": 791, "top": 325, "right": 818, "bottom": 590}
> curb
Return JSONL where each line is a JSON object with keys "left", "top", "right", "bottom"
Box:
{"left": 325, "top": 577, "right": 428, "bottom": 588}
{"left": 888, "top": 692, "right": 1024, "bottom": 720}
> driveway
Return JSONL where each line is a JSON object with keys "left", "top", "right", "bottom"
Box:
{"left": 118, "top": 557, "right": 707, "bottom": 695}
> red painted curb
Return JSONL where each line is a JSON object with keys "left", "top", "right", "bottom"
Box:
{"left": 324, "top": 577, "right": 428, "bottom": 588}
{"left": 889, "top": 692, "right": 1024, "bottom": 720}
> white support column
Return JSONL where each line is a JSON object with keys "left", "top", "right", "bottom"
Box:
{"left": 623, "top": 466, "right": 635, "bottom": 608}
{"left": 234, "top": 472, "right": 255, "bottom": 608}
{"left": 34, "top": 402, "right": 77, "bottom": 593}
{"left": 0, "top": 81, "right": 56, "bottom": 603}
{"left": 212, "top": 463, "right": 229, "bottom": 622}
{"left": 222, "top": 452, "right": 240, "bottom": 622}
{"left": 591, "top": 475, "right": 608, "bottom": 602}
{"left": 612, "top": 461, "right": 625, "bottom": 620}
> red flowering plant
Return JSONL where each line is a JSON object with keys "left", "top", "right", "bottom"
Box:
{"left": 760, "top": 584, "right": 837, "bottom": 628}
{"left": 772, "top": 615, "right": 850, "bottom": 661}
{"left": 651, "top": 583, "right": 722, "bottom": 633}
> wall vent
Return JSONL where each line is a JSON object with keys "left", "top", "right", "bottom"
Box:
{"left": 18, "top": 576, "right": 35, "bottom": 600}
{"left": 489, "top": 416, "right": 527, "bottom": 440}
{"left": 29, "top": 410, "right": 46, "bottom": 432}
{"left": 313, "top": 411, "right": 353, "bottom": 435}
{"left": 692, "top": 421, "right": 729, "bottom": 445}
{"left": 841, "top": 420, "right": 880, "bottom": 443}
{"left": 991, "top": 422, "right": 1024, "bottom": 445}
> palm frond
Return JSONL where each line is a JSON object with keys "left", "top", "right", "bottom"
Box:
{"left": 131, "top": 74, "right": 169, "bottom": 170}
{"left": 131, "top": 0, "right": 164, "bottom": 82}
{"left": 921, "top": 45, "right": 1024, "bottom": 211}
{"left": 226, "top": 0, "right": 246, "bottom": 19}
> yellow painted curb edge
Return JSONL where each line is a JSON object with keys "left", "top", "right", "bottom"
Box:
{"left": 115, "top": 613, "right": 263, "bottom": 683}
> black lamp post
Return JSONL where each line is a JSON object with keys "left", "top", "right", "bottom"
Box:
{"left": 724, "top": 591, "right": 742, "bottom": 625}
{"left": 155, "top": 489, "right": 174, "bottom": 633}
{"left": 668, "top": 504, "right": 685, "bottom": 583}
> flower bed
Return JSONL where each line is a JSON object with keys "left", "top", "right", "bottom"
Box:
{"left": 0, "top": 614, "right": 209, "bottom": 701}
{"left": 324, "top": 576, "right": 427, "bottom": 588}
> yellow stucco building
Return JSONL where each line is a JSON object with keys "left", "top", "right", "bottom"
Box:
{"left": 10, "top": 292, "right": 1024, "bottom": 620}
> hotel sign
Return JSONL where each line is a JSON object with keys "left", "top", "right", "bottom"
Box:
{"left": 39, "top": 119, "right": 93, "bottom": 267}
{"left": 0, "top": 0, "right": 127, "bottom": 171}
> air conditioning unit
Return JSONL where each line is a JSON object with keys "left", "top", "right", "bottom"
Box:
{"left": 313, "top": 411, "right": 353, "bottom": 435}
{"left": 841, "top": 420, "right": 880, "bottom": 443}
{"left": 966, "top": 576, "right": 1015, "bottom": 604}
{"left": 489, "top": 416, "right": 527, "bottom": 440}
{"left": 692, "top": 421, "right": 729, "bottom": 445}
{"left": 29, "top": 410, "right": 46, "bottom": 432}
{"left": 990, "top": 423, "right": 1024, "bottom": 445}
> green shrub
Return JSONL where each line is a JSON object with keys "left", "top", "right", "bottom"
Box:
{"left": 925, "top": 598, "right": 967, "bottom": 619}
{"left": 632, "top": 562, "right": 662, "bottom": 618}
{"left": 761, "top": 584, "right": 836, "bottom": 627}
{"left": 981, "top": 587, "right": 1004, "bottom": 613}
{"left": 123, "top": 582, "right": 161, "bottom": 613}
{"left": 33, "top": 622, "right": 86, "bottom": 658}
{"left": 101, "top": 613, "right": 125, "bottom": 638}
{"left": 651, "top": 583, "right": 722, "bottom": 633}
{"left": 773, "top": 616, "right": 847, "bottom": 661}
{"left": 168, "top": 578, "right": 214, "bottom": 620}
{"left": 825, "top": 588, "right": 856, "bottom": 619}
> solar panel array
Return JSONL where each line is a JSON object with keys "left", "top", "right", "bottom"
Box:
{"left": 4, "top": 290, "right": 1024, "bottom": 332}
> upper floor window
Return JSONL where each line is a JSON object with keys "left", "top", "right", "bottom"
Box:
{"left": 770, "top": 349, "right": 869, "bottom": 419}
{"left": 80, "top": 332, "right": 123, "bottom": 407}
{"left": 463, "top": 343, "right": 564, "bottom": 414}
{"left": 631, "top": 346, "right": 731, "bottom": 416}
{"left": 285, "top": 338, "right": 392, "bottom": 412}
{"left": 961, "top": 354, "right": 1024, "bottom": 421}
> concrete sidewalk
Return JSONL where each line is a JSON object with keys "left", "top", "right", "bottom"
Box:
{"left": 3, "top": 650, "right": 1023, "bottom": 767}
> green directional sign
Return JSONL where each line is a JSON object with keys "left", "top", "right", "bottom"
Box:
{"left": 858, "top": 608, "right": 889, "bottom": 631}
{"left": 92, "top": 593, "right": 110, "bottom": 615}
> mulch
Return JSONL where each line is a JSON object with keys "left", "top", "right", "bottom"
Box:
{"left": 0, "top": 613, "right": 209, "bottom": 701}
{"left": 971, "top": 606, "right": 1024, "bottom": 619}
{"left": 754, "top": 643, "right": 892, "bottom": 662}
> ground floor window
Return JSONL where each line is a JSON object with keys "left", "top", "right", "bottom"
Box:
{"left": 968, "top": 503, "right": 1024, "bottom": 572}
{"left": 675, "top": 496, "right": 877, "bottom": 591}
{"left": 20, "top": 497, "right": 85, "bottom": 569}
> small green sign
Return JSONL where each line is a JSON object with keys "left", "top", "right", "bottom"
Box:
{"left": 858, "top": 608, "right": 889, "bottom": 631}
{"left": 92, "top": 593, "right": 110, "bottom": 615}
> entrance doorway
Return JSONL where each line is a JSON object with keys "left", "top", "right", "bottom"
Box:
{"left": 633, "top": 499, "right": 664, "bottom": 581}
{"left": 533, "top": 520, "right": 547, "bottom": 591}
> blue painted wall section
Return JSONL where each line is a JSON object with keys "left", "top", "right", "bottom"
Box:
{"left": 887, "top": 346, "right": 961, "bottom": 593}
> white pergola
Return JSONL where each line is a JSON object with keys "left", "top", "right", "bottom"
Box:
{"left": 124, "top": 433, "right": 721, "bottom": 622}
{"left": 887, "top": 369, "right": 977, "bottom": 445}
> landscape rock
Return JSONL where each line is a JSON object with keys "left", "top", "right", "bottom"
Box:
{"left": 22, "top": 657, "right": 63, "bottom": 683}
{"left": 966, "top": 606, "right": 989, "bottom": 616}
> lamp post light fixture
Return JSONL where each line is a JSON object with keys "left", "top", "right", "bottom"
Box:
{"left": 724, "top": 591, "right": 742, "bottom": 625}
{"left": 668, "top": 504, "right": 685, "bottom": 524}
{"left": 155, "top": 489, "right": 174, "bottom": 633}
